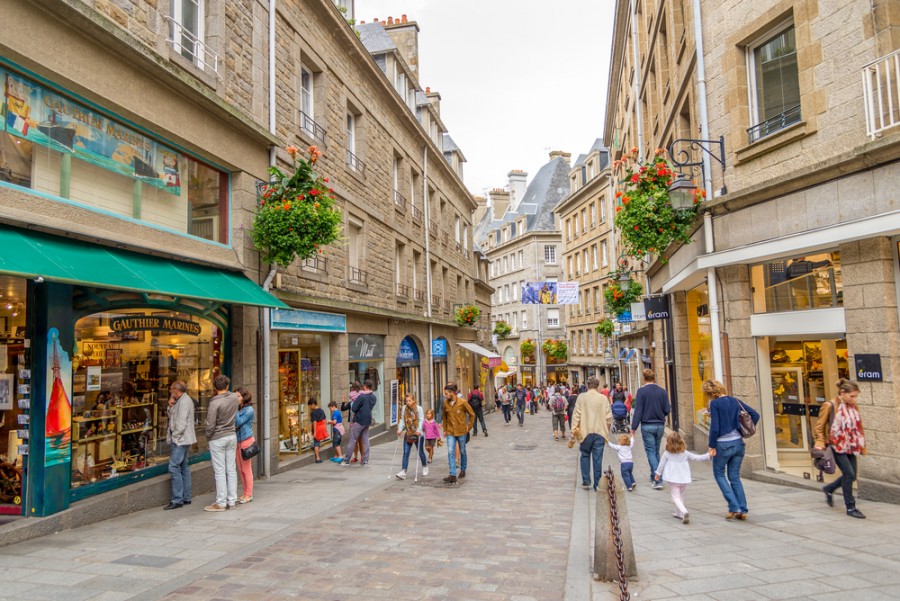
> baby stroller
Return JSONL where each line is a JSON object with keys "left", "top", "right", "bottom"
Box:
{"left": 611, "top": 400, "right": 630, "bottom": 435}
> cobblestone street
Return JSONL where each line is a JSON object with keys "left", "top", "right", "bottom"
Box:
{"left": 1, "top": 409, "right": 900, "bottom": 601}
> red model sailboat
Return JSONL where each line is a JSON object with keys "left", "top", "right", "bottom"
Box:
{"left": 46, "top": 336, "right": 71, "bottom": 437}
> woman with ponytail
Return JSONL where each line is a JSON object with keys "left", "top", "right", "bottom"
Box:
{"left": 814, "top": 379, "right": 867, "bottom": 519}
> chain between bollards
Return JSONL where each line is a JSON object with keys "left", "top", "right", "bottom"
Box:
{"left": 605, "top": 466, "right": 630, "bottom": 601}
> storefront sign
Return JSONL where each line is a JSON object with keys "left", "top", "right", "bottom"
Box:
{"left": 431, "top": 338, "right": 447, "bottom": 358}
{"left": 349, "top": 334, "right": 385, "bottom": 361}
{"left": 271, "top": 308, "right": 346, "bottom": 332}
{"left": 630, "top": 302, "right": 647, "bottom": 321}
{"left": 397, "top": 337, "right": 420, "bottom": 366}
{"left": 110, "top": 315, "right": 201, "bottom": 336}
{"left": 2, "top": 69, "right": 182, "bottom": 195}
{"left": 854, "top": 354, "right": 883, "bottom": 381}
{"left": 644, "top": 296, "right": 671, "bottom": 320}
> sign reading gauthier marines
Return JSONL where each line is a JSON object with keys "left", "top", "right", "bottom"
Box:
{"left": 110, "top": 315, "right": 202, "bottom": 336}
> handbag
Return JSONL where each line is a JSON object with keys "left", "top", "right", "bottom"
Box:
{"left": 335, "top": 422, "right": 345, "bottom": 436}
{"left": 241, "top": 441, "right": 260, "bottom": 460}
{"left": 405, "top": 434, "right": 420, "bottom": 445}
{"left": 736, "top": 398, "right": 756, "bottom": 438}
{"left": 811, "top": 445, "right": 836, "bottom": 475}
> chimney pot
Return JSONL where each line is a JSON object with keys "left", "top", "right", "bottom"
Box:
{"left": 401, "top": 14, "right": 408, "bottom": 23}
{"left": 426, "top": 86, "right": 431, "bottom": 93}
{"left": 387, "top": 16, "right": 394, "bottom": 24}
{"left": 381, "top": 20, "right": 386, "bottom": 25}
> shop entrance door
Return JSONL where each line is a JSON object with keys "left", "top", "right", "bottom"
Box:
{"left": 759, "top": 337, "right": 849, "bottom": 478}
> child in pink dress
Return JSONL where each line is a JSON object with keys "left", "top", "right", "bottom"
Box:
{"left": 422, "top": 409, "right": 443, "bottom": 464}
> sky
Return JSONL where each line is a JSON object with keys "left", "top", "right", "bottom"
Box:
{"left": 358, "top": 0, "right": 614, "bottom": 196}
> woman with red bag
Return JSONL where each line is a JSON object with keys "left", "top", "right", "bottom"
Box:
{"left": 814, "top": 379, "right": 867, "bottom": 519}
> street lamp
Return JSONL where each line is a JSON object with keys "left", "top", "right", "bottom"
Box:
{"left": 615, "top": 254, "right": 640, "bottom": 293}
{"left": 667, "top": 176, "right": 698, "bottom": 211}
{"left": 667, "top": 135, "right": 727, "bottom": 197}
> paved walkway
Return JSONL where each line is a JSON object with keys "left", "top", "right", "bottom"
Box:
{"left": 0, "top": 408, "right": 898, "bottom": 601}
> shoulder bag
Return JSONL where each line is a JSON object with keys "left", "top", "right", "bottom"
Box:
{"left": 241, "top": 441, "right": 260, "bottom": 460}
{"left": 736, "top": 398, "right": 756, "bottom": 438}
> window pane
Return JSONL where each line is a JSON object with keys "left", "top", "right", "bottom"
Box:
{"left": 750, "top": 251, "right": 841, "bottom": 313}
{"left": 754, "top": 27, "right": 800, "bottom": 124}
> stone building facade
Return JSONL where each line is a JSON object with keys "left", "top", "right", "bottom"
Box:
{"left": 0, "top": 0, "right": 488, "bottom": 524}
{"left": 476, "top": 154, "right": 571, "bottom": 387}
{"left": 605, "top": 0, "right": 900, "bottom": 501}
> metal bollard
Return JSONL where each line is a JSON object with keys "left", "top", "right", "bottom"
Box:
{"left": 594, "top": 467, "right": 637, "bottom": 597}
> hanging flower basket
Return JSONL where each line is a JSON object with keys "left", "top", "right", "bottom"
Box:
{"left": 520, "top": 338, "right": 536, "bottom": 363}
{"left": 493, "top": 320, "right": 512, "bottom": 339}
{"left": 542, "top": 339, "right": 568, "bottom": 362}
{"left": 595, "top": 318, "right": 615, "bottom": 337}
{"left": 604, "top": 279, "right": 644, "bottom": 317}
{"left": 613, "top": 147, "right": 704, "bottom": 261}
{"left": 251, "top": 145, "right": 343, "bottom": 268}
{"left": 454, "top": 305, "right": 481, "bottom": 327}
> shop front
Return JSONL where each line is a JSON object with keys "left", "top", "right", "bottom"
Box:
{"left": 270, "top": 308, "right": 343, "bottom": 459}
{"left": 396, "top": 336, "right": 421, "bottom": 404}
{"left": 0, "top": 225, "right": 285, "bottom": 517}
{"left": 431, "top": 337, "right": 448, "bottom": 413}
{"left": 348, "top": 334, "right": 385, "bottom": 426}
{"left": 456, "top": 342, "right": 500, "bottom": 398}
{"left": 545, "top": 363, "right": 568, "bottom": 385}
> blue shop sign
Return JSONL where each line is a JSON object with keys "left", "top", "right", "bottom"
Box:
{"left": 397, "top": 337, "right": 420, "bottom": 366}
{"left": 432, "top": 338, "right": 448, "bottom": 358}
{"left": 271, "top": 308, "right": 346, "bottom": 332}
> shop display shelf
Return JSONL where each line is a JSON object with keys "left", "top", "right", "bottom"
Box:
{"left": 74, "top": 433, "right": 116, "bottom": 443}
{"left": 120, "top": 426, "right": 152, "bottom": 435}
{"left": 74, "top": 414, "right": 117, "bottom": 423}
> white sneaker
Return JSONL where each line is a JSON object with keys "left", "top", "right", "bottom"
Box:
{"left": 422, "top": 466, "right": 429, "bottom": 476}
{"left": 396, "top": 470, "right": 407, "bottom": 480}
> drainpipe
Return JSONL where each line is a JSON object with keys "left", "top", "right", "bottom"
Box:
{"left": 257, "top": 0, "right": 277, "bottom": 478}
{"left": 630, "top": 0, "right": 644, "bottom": 161}
{"left": 691, "top": 0, "right": 724, "bottom": 382}
{"left": 422, "top": 144, "right": 436, "bottom": 409}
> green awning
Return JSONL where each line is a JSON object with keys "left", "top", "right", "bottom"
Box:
{"left": 0, "top": 224, "right": 288, "bottom": 309}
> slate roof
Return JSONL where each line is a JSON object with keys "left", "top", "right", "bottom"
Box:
{"left": 358, "top": 22, "right": 397, "bottom": 54}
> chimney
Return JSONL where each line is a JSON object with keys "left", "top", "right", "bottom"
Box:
{"left": 473, "top": 195, "right": 488, "bottom": 226}
{"left": 425, "top": 88, "right": 441, "bottom": 115}
{"left": 507, "top": 170, "right": 528, "bottom": 212}
{"left": 549, "top": 150, "right": 572, "bottom": 164}
{"left": 383, "top": 17, "right": 421, "bottom": 79}
{"left": 490, "top": 188, "right": 511, "bottom": 221}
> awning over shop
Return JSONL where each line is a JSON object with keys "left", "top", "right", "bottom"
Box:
{"left": 494, "top": 367, "right": 518, "bottom": 380}
{"left": 623, "top": 349, "right": 637, "bottom": 362}
{"left": 457, "top": 342, "right": 502, "bottom": 366}
{"left": 0, "top": 224, "right": 288, "bottom": 308}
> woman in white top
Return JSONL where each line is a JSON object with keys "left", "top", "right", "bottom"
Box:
{"left": 654, "top": 431, "right": 710, "bottom": 524}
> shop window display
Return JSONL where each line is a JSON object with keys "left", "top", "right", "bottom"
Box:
{"left": 277, "top": 333, "right": 328, "bottom": 456}
{"left": 750, "top": 251, "right": 842, "bottom": 313}
{"left": 0, "top": 277, "right": 29, "bottom": 514}
{"left": 71, "top": 310, "right": 223, "bottom": 487}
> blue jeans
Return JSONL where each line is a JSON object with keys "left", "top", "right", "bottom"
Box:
{"left": 640, "top": 424, "right": 665, "bottom": 482}
{"left": 580, "top": 434, "right": 606, "bottom": 489}
{"left": 501, "top": 404, "right": 512, "bottom": 423}
{"left": 169, "top": 443, "right": 192, "bottom": 504}
{"left": 447, "top": 434, "right": 468, "bottom": 476}
{"left": 472, "top": 409, "right": 487, "bottom": 434}
{"left": 401, "top": 436, "right": 427, "bottom": 470}
{"left": 620, "top": 461, "right": 635, "bottom": 489}
{"left": 713, "top": 439, "right": 747, "bottom": 513}
{"left": 515, "top": 403, "right": 525, "bottom": 425}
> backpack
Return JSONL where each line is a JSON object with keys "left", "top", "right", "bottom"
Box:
{"left": 551, "top": 394, "right": 567, "bottom": 414}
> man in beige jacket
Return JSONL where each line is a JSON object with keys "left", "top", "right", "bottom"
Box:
{"left": 570, "top": 376, "right": 612, "bottom": 490}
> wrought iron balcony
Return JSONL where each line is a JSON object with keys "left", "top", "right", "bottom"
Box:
{"left": 432, "top": 294, "right": 442, "bottom": 306}
{"left": 302, "top": 256, "right": 327, "bottom": 272}
{"left": 346, "top": 150, "right": 366, "bottom": 175}
{"left": 413, "top": 288, "right": 426, "bottom": 302}
{"left": 455, "top": 241, "right": 462, "bottom": 253}
{"left": 393, "top": 190, "right": 407, "bottom": 212}
{"left": 349, "top": 266, "right": 368, "bottom": 285}
{"left": 411, "top": 204, "right": 424, "bottom": 223}
{"left": 429, "top": 220, "right": 439, "bottom": 238}
{"left": 863, "top": 49, "right": 900, "bottom": 138}
{"left": 165, "top": 17, "right": 219, "bottom": 74}
{"left": 746, "top": 105, "right": 801, "bottom": 144}
{"left": 396, "top": 283, "right": 410, "bottom": 297}
{"left": 441, "top": 231, "right": 449, "bottom": 246}
{"left": 299, "top": 110, "right": 327, "bottom": 145}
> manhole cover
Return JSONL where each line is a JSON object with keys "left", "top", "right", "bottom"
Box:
{"left": 113, "top": 554, "right": 179, "bottom": 568}
{"left": 416, "top": 478, "right": 467, "bottom": 489}
{"left": 513, "top": 444, "right": 538, "bottom": 450}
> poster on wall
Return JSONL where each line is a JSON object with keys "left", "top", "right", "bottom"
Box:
{"left": 86, "top": 366, "right": 102, "bottom": 391}
{"left": 521, "top": 282, "right": 579, "bottom": 304}
{"left": 0, "top": 373, "right": 13, "bottom": 411}
{"left": 1, "top": 69, "right": 182, "bottom": 195}
{"left": 45, "top": 328, "right": 72, "bottom": 467}
{"left": 389, "top": 380, "right": 399, "bottom": 426}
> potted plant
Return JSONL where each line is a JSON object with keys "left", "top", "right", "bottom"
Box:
{"left": 520, "top": 338, "right": 536, "bottom": 363}
{"left": 251, "top": 145, "right": 343, "bottom": 268}
{"left": 604, "top": 278, "right": 644, "bottom": 317}
{"left": 542, "top": 339, "right": 568, "bottom": 362}
{"left": 595, "top": 318, "right": 615, "bottom": 337}
{"left": 493, "top": 320, "right": 512, "bottom": 339}
{"left": 613, "top": 147, "right": 704, "bottom": 261}
{"left": 454, "top": 304, "right": 481, "bottom": 327}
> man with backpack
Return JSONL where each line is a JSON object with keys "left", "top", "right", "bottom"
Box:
{"left": 467, "top": 385, "right": 488, "bottom": 437}
{"left": 550, "top": 390, "right": 568, "bottom": 441}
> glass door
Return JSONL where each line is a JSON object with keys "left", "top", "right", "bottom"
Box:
{"left": 770, "top": 366, "right": 807, "bottom": 452}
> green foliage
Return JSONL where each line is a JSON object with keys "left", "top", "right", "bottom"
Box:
{"left": 454, "top": 305, "right": 481, "bottom": 327}
{"left": 542, "top": 339, "right": 568, "bottom": 361}
{"left": 595, "top": 318, "right": 615, "bottom": 337}
{"left": 493, "top": 320, "right": 512, "bottom": 339}
{"left": 613, "top": 148, "right": 703, "bottom": 261}
{"left": 520, "top": 338, "right": 536, "bottom": 360}
{"left": 251, "top": 146, "right": 342, "bottom": 269}
{"left": 604, "top": 279, "right": 644, "bottom": 317}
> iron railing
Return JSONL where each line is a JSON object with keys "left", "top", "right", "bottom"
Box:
{"left": 746, "top": 104, "right": 801, "bottom": 143}
{"left": 413, "top": 288, "right": 426, "bottom": 302}
{"left": 302, "top": 256, "right": 327, "bottom": 272}
{"left": 411, "top": 204, "right": 424, "bottom": 223}
{"left": 165, "top": 16, "right": 219, "bottom": 73}
{"left": 441, "top": 231, "right": 449, "bottom": 246}
{"left": 393, "top": 190, "right": 407, "bottom": 212}
{"left": 396, "top": 283, "right": 410, "bottom": 297}
{"left": 346, "top": 150, "right": 366, "bottom": 175}
{"left": 299, "top": 110, "right": 327, "bottom": 145}
{"left": 429, "top": 220, "right": 439, "bottom": 238}
{"left": 863, "top": 49, "right": 900, "bottom": 138}
{"left": 349, "top": 266, "right": 368, "bottom": 285}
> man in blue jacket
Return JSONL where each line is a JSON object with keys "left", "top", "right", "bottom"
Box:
{"left": 631, "top": 369, "right": 671, "bottom": 489}
{"left": 340, "top": 379, "right": 377, "bottom": 466}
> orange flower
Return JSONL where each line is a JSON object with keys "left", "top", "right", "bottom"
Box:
{"left": 286, "top": 145, "right": 298, "bottom": 156}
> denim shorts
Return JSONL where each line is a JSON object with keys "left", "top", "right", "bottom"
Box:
{"left": 313, "top": 438, "right": 322, "bottom": 448}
